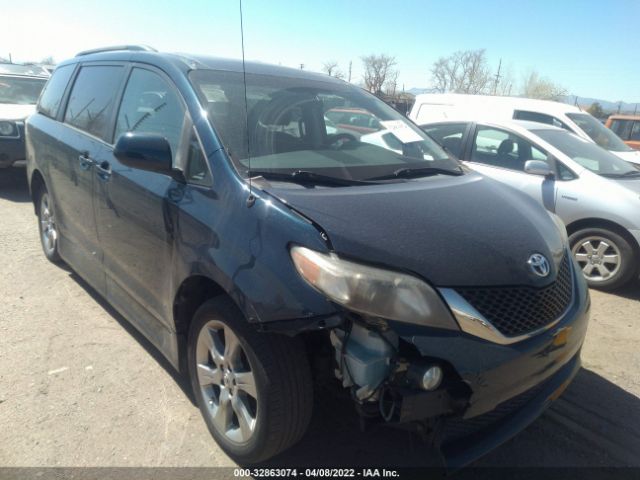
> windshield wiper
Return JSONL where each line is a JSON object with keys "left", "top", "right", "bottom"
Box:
{"left": 367, "top": 166, "right": 464, "bottom": 180}
{"left": 248, "top": 169, "right": 379, "bottom": 187}
{"left": 600, "top": 170, "right": 640, "bottom": 178}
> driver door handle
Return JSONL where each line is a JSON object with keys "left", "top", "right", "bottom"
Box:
{"left": 96, "top": 160, "right": 112, "bottom": 181}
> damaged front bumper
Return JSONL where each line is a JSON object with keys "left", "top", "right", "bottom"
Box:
{"left": 386, "top": 265, "right": 590, "bottom": 469}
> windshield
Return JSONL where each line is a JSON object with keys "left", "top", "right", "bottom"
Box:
{"left": 534, "top": 129, "right": 639, "bottom": 177}
{"left": 189, "top": 69, "right": 458, "bottom": 182}
{"left": 566, "top": 113, "right": 632, "bottom": 152}
{"left": 0, "top": 75, "right": 47, "bottom": 105}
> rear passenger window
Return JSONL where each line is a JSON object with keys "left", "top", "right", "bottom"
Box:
{"left": 37, "top": 64, "right": 74, "bottom": 118}
{"left": 114, "top": 68, "right": 186, "bottom": 159}
{"left": 64, "top": 65, "right": 124, "bottom": 141}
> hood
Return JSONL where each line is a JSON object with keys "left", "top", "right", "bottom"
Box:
{"left": 612, "top": 177, "right": 640, "bottom": 195}
{"left": 0, "top": 103, "right": 36, "bottom": 121}
{"left": 266, "top": 172, "right": 566, "bottom": 288}
{"left": 614, "top": 149, "right": 640, "bottom": 165}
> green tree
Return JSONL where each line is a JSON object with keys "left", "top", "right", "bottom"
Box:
{"left": 587, "top": 102, "right": 604, "bottom": 119}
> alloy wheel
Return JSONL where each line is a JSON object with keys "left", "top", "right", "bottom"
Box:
{"left": 39, "top": 193, "right": 58, "bottom": 256}
{"left": 572, "top": 236, "right": 622, "bottom": 282}
{"left": 195, "top": 320, "right": 258, "bottom": 444}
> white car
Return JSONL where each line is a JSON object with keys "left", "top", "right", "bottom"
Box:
{"left": 422, "top": 118, "right": 640, "bottom": 290}
{"left": 0, "top": 64, "right": 49, "bottom": 168}
{"left": 410, "top": 93, "right": 640, "bottom": 166}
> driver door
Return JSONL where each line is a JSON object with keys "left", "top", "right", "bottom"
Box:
{"left": 465, "top": 125, "right": 558, "bottom": 212}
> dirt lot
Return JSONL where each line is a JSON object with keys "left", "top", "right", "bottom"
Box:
{"left": 0, "top": 166, "right": 639, "bottom": 469}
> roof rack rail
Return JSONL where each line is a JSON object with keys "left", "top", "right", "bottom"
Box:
{"left": 75, "top": 45, "right": 157, "bottom": 57}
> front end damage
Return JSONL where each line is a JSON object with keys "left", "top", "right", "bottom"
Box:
{"left": 320, "top": 254, "right": 590, "bottom": 469}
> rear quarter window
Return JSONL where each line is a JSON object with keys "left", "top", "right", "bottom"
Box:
{"left": 37, "top": 64, "right": 74, "bottom": 118}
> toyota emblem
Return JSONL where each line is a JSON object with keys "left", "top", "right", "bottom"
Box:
{"left": 528, "top": 253, "right": 551, "bottom": 277}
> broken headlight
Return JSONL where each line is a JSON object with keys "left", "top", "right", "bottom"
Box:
{"left": 290, "top": 246, "right": 458, "bottom": 330}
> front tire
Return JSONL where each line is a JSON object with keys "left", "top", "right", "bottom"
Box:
{"left": 37, "top": 187, "right": 63, "bottom": 264}
{"left": 188, "top": 297, "right": 313, "bottom": 463}
{"left": 569, "top": 227, "right": 637, "bottom": 290}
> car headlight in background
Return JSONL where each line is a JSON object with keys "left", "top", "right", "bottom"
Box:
{"left": 0, "top": 121, "right": 17, "bottom": 137}
{"left": 290, "top": 246, "right": 459, "bottom": 330}
{"left": 548, "top": 211, "right": 568, "bottom": 244}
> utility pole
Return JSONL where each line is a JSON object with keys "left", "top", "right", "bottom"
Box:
{"left": 574, "top": 96, "right": 578, "bottom": 106}
{"left": 617, "top": 101, "right": 622, "bottom": 114}
{"left": 348, "top": 61, "right": 352, "bottom": 83}
{"left": 492, "top": 59, "right": 502, "bottom": 95}
{"left": 634, "top": 104, "right": 638, "bottom": 115}
{"left": 299, "top": 63, "right": 304, "bottom": 70}
{"left": 8, "top": 53, "right": 12, "bottom": 63}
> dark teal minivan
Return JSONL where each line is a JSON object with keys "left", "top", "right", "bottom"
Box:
{"left": 26, "top": 46, "right": 589, "bottom": 467}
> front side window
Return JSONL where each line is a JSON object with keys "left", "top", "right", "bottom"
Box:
{"left": 422, "top": 123, "right": 469, "bottom": 158}
{"left": 630, "top": 122, "right": 640, "bottom": 142}
{"left": 114, "top": 68, "right": 186, "bottom": 157}
{"left": 37, "top": 65, "right": 74, "bottom": 118}
{"left": 471, "top": 126, "right": 547, "bottom": 172}
{"left": 64, "top": 65, "right": 124, "bottom": 141}
{"left": 189, "top": 69, "right": 459, "bottom": 182}
{"left": 566, "top": 113, "right": 632, "bottom": 152}
{"left": 185, "top": 132, "right": 211, "bottom": 186}
{"left": 533, "top": 129, "right": 639, "bottom": 178}
{"left": 0, "top": 75, "right": 47, "bottom": 105}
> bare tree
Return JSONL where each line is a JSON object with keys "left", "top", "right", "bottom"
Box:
{"left": 520, "top": 70, "right": 567, "bottom": 100}
{"left": 322, "top": 60, "right": 344, "bottom": 79}
{"left": 384, "top": 69, "right": 400, "bottom": 96}
{"left": 361, "top": 54, "right": 397, "bottom": 94}
{"left": 430, "top": 49, "right": 492, "bottom": 94}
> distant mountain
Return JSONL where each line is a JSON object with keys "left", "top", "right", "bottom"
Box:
{"left": 407, "top": 87, "right": 438, "bottom": 96}
{"left": 559, "top": 95, "right": 639, "bottom": 114}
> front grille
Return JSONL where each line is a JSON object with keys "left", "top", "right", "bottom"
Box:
{"left": 456, "top": 254, "right": 573, "bottom": 337}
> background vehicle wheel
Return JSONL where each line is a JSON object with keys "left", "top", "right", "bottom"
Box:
{"left": 188, "top": 297, "right": 313, "bottom": 464}
{"left": 569, "top": 228, "right": 637, "bottom": 290}
{"left": 37, "top": 187, "right": 63, "bottom": 264}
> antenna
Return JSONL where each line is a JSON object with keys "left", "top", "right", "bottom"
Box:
{"left": 239, "top": 0, "right": 255, "bottom": 207}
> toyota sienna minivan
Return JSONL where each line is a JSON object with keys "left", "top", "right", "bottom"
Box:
{"left": 25, "top": 46, "right": 590, "bottom": 468}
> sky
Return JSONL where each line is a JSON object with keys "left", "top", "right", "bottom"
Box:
{"left": 2, "top": 0, "right": 639, "bottom": 102}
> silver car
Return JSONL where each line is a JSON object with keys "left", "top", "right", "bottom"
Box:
{"left": 422, "top": 119, "right": 640, "bottom": 290}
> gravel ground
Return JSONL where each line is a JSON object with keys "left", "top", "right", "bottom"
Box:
{"left": 0, "top": 166, "right": 639, "bottom": 469}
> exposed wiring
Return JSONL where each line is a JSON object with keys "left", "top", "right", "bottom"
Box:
{"left": 378, "top": 385, "right": 396, "bottom": 422}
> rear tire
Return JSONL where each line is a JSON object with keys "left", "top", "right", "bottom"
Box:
{"left": 188, "top": 296, "right": 313, "bottom": 463}
{"left": 569, "top": 227, "right": 637, "bottom": 290}
{"left": 36, "top": 186, "right": 63, "bottom": 264}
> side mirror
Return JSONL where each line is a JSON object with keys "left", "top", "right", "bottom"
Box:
{"left": 524, "top": 160, "right": 554, "bottom": 178}
{"left": 114, "top": 133, "right": 177, "bottom": 178}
